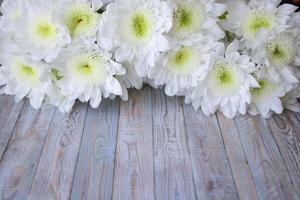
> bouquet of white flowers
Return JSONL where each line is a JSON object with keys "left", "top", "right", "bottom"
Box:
{"left": 0, "top": 0, "right": 299, "bottom": 118}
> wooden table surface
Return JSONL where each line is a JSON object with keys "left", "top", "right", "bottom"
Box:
{"left": 0, "top": 86, "right": 299, "bottom": 200}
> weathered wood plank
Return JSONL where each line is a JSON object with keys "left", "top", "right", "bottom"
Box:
{"left": 0, "top": 102, "right": 55, "bottom": 200}
{"left": 235, "top": 114, "right": 299, "bottom": 200}
{"left": 113, "top": 86, "right": 155, "bottom": 200}
{"left": 151, "top": 89, "right": 196, "bottom": 200}
{"left": 217, "top": 113, "right": 259, "bottom": 200}
{"left": 0, "top": 96, "right": 24, "bottom": 160}
{"left": 28, "top": 103, "right": 88, "bottom": 200}
{"left": 267, "top": 112, "right": 300, "bottom": 197}
{"left": 70, "top": 99, "right": 120, "bottom": 200}
{"left": 182, "top": 105, "right": 239, "bottom": 200}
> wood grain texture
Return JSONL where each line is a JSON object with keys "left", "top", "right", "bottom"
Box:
{"left": 0, "top": 96, "right": 24, "bottom": 160}
{"left": 217, "top": 113, "right": 259, "bottom": 200}
{"left": 235, "top": 115, "right": 299, "bottom": 200}
{"left": 151, "top": 89, "right": 196, "bottom": 200}
{"left": 70, "top": 99, "right": 120, "bottom": 200}
{"left": 28, "top": 103, "right": 88, "bottom": 200}
{"left": 0, "top": 88, "right": 299, "bottom": 200}
{"left": 267, "top": 112, "right": 300, "bottom": 197}
{"left": 182, "top": 105, "right": 239, "bottom": 200}
{"left": 0, "top": 103, "right": 55, "bottom": 200}
{"left": 113, "top": 87, "right": 155, "bottom": 200}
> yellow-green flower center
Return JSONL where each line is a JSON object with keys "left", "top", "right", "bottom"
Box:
{"left": 171, "top": 1, "right": 205, "bottom": 38}
{"left": 251, "top": 79, "right": 267, "bottom": 96}
{"left": 218, "top": 69, "right": 233, "bottom": 84}
{"left": 35, "top": 22, "right": 56, "bottom": 38}
{"left": 119, "top": 9, "right": 154, "bottom": 45}
{"left": 266, "top": 33, "right": 296, "bottom": 67}
{"left": 172, "top": 48, "right": 191, "bottom": 66}
{"left": 67, "top": 53, "right": 108, "bottom": 85}
{"left": 30, "top": 20, "right": 57, "bottom": 45}
{"left": 77, "top": 62, "right": 93, "bottom": 74}
{"left": 207, "top": 59, "right": 240, "bottom": 96}
{"left": 131, "top": 13, "right": 150, "bottom": 39}
{"left": 167, "top": 47, "right": 199, "bottom": 74}
{"left": 21, "top": 64, "right": 35, "bottom": 75}
{"left": 215, "top": 65, "right": 235, "bottom": 86}
{"left": 241, "top": 10, "right": 274, "bottom": 39}
{"left": 65, "top": 4, "right": 98, "bottom": 38}
{"left": 12, "top": 61, "right": 40, "bottom": 87}
{"left": 177, "top": 8, "right": 193, "bottom": 28}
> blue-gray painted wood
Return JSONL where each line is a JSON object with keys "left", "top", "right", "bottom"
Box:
{"left": 151, "top": 89, "right": 197, "bottom": 200}
{"left": 0, "top": 103, "right": 55, "bottom": 200}
{"left": 0, "top": 88, "right": 299, "bottom": 200}
{"left": 70, "top": 99, "right": 120, "bottom": 200}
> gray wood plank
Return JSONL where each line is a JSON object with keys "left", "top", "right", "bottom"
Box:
{"left": 235, "top": 114, "right": 299, "bottom": 200}
{"left": 151, "top": 89, "right": 196, "bottom": 200}
{"left": 267, "top": 112, "right": 300, "bottom": 197}
{"left": 0, "top": 96, "right": 24, "bottom": 160}
{"left": 0, "top": 102, "right": 55, "bottom": 200}
{"left": 182, "top": 105, "right": 239, "bottom": 200}
{"left": 112, "top": 86, "right": 155, "bottom": 200}
{"left": 217, "top": 113, "right": 259, "bottom": 200}
{"left": 70, "top": 99, "right": 120, "bottom": 200}
{"left": 28, "top": 103, "right": 88, "bottom": 200}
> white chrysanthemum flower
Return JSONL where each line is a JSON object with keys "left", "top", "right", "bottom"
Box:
{"left": 0, "top": 0, "right": 72, "bottom": 62}
{"left": 185, "top": 40, "right": 259, "bottom": 119}
{"left": 0, "top": 50, "right": 57, "bottom": 109}
{"left": 97, "top": 0, "right": 173, "bottom": 77}
{"left": 248, "top": 70, "right": 292, "bottom": 118}
{"left": 53, "top": 41, "right": 125, "bottom": 112}
{"left": 13, "top": 4, "right": 71, "bottom": 62}
{"left": 282, "top": 84, "right": 300, "bottom": 113}
{"left": 57, "top": 0, "right": 102, "bottom": 41}
{"left": 169, "top": 0, "right": 226, "bottom": 42}
{"left": 149, "top": 38, "right": 223, "bottom": 96}
{"left": 264, "top": 32, "right": 299, "bottom": 84}
{"left": 250, "top": 29, "right": 299, "bottom": 88}
{"left": 265, "top": 33, "right": 297, "bottom": 67}
{"left": 224, "top": 0, "right": 298, "bottom": 49}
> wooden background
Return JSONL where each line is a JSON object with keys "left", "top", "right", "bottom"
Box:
{"left": 0, "top": 86, "right": 299, "bottom": 200}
